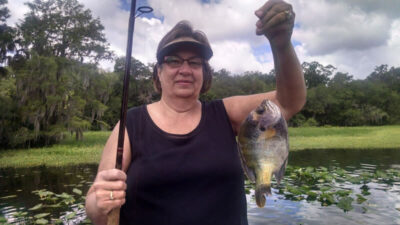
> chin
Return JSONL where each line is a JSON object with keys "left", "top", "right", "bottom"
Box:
{"left": 174, "top": 89, "right": 199, "bottom": 98}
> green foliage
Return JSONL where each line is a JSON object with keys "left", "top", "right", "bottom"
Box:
{"left": 302, "top": 61, "right": 335, "bottom": 88}
{"left": 337, "top": 197, "right": 354, "bottom": 212}
{"left": 206, "top": 69, "right": 274, "bottom": 100}
{"left": 275, "top": 165, "right": 400, "bottom": 212}
{"left": 0, "top": 0, "right": 116, "bottom": 148}
{"left": 18, "top": 0, "right": 112, "bottom": 62}
{"left": 4, "top": 184, "right": 89, "bottom": 224}
{"left": 0, "top": 0, "right": 16, "bottom": 75}
{"left": 298, "top": 64, "right": 400, "bottom": 126}
{"left": 102, "top": 57, "right": 158, "bottom": 126}
{"left": 1, "top": 0, "right": 400, "bottom": 148}
{"left": 302, "top": 117, "right": 319, "bottom": 127}
{"left": 0, "top": 0, "right": 10, "bottom": 23}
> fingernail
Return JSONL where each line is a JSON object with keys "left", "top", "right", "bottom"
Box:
{"left": 255, "top": 10, "right": 263, "bottom": 17}
{"left": 256, "top": 20, "right": 262, "bottom": 27}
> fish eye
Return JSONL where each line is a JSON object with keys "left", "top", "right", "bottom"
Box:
{"left": 256, "top": 107, "right": 265, "bottom": 115}
{"left": 259, "top": 126, "right": 266, "bottom": 131}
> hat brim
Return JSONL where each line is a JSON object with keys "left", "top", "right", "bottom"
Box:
{"left": 157, "top": 40, "right": 213, "bottom": 63}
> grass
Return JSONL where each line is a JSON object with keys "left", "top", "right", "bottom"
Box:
{"left": 289, "top": 125, "right": 400, "bottom": 150}
{"left": 0, "top": 126, "right": 399, "bottom": 168}
{"left": 0, "top": 131, "right": 110, "bottom": 168}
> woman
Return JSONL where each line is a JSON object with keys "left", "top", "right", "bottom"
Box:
{"left": 85, "top": 0, "right": 306, "bottom": 224}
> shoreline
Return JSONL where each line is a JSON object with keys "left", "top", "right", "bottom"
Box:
{"left": 0, "top": 126, "right": 399, "bottom": 168}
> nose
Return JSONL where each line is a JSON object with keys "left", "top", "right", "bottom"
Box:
{"left": 178, "top": 61, "right": 192, "bottom": 74}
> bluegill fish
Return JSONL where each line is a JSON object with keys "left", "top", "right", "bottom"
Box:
{"left": 238, "top": 99, "right": 289, "bottom": 207}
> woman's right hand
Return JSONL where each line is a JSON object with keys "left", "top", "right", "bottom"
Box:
{"left": 92, "top": 168, "right": 127, "bottom": 215}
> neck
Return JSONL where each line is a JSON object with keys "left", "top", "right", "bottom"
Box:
{"left": 159, "top": 95, "right": 200, "bottom": 114}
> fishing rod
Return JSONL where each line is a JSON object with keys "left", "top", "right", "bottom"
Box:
{"left": 107, "top": 2, "right": 153, "bottom": 225}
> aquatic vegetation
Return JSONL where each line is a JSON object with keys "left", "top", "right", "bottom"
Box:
{"left": 0, "top": 162, "right": 399, "bottom": 224}
{"left": 247, "top": 165, "right": 400, "bottom": 212}
{"left": 2, "top": 187, "right": 87, "bottom": 224}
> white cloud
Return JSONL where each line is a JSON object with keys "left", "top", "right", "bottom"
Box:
{"left": 292, "top": 0, "right": 391, "bottom": 55}
{"left": 5, "top": 0, "right": 400, "bottom": 78}
{"left": 291, "top": 0, "right": 400, "bottom": 78}
{"left": 7, "top": 0, "right": 29, "bottom": 26}
{"left": 210, "top": 40, "right": 273, "bottom": 74}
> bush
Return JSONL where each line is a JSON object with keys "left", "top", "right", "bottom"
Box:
{"left": 302, "top": 118, "right": 319, "bottom": 127}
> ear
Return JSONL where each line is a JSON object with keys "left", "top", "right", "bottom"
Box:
{"left": 157, "top": 65, "right": 162, "bottom": 79}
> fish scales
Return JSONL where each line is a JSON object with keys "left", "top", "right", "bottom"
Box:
{"left": 238, "top": 99, "right": 289, "bottom": 208}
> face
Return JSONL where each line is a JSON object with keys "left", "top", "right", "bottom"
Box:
{"left": 158, "top": 51, "right": 204, "bottom": 99}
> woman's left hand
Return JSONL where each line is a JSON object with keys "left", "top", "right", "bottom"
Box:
{"left": 255, "top": 0, "right": 295, "bottom": 49}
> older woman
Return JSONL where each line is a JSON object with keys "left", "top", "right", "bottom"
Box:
{"left": 85, "top": 0, "right": 306, "bottom": 224}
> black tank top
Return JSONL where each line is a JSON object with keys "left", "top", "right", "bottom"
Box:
{"left": 120, "top": 100, "right": 248, "bottom": 225}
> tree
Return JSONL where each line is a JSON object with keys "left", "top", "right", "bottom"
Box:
{"left": 328, "top": 72, "right": 353, "bottom": 87}
{"left": 102, "top": 57, "right": 156, "bottom": 127}
{"left": 302, "top": 61, "right": 335, "bottom": 88}
{"left": 367, "top": 64, "right": 400, "bottom": 92}
{"left": 0, "top": 0, "right": 15, "bottom": 75}
{"left": 0, "top": 0, "right": 9, "bottom": 22}
{"left": 1, "top": 0, "right": 114, "bottom": 147}
{"left": 18, "top": 0, "right": 112, "bottom": 62}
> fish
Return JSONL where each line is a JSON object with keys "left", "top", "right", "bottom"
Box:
{"left": 237, "top": 99, "right": 289, "bottom": 208}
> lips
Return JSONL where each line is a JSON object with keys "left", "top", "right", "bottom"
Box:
{"left": 175, "top": 80, "right": 193, "bottom": 84}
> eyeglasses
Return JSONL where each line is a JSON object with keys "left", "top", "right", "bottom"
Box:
{"left": 162, "top": 55, "right": 203, "bottom": 69}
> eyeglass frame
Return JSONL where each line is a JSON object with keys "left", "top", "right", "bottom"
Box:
{"left": 162, "top": 55, "right": 204, "bottom": 69}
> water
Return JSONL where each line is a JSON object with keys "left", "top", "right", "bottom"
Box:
{"left": 247, "top": 148, "right": 400, "bottom": 225}
{"left": 0, "top": 165, "right": 97, "bottom": 224}
{"left": 0, "top": 149, "right": 399, "bottom": 224}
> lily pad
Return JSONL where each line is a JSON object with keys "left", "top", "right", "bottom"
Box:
{"left": 46, "top": 203, "right": 62, "bottom": 208}
{"left": 0, "top": 216, "right": 7, "bottom": 223}
{"left": 320, "top": 186, "right": 332, "bottom": 192}
{"left": 337, "top": 197, "right": 354, "bottom": 212}
{"left": 52, "top": 218, "right": 63, "bottom": 224}
{"left": 0, "top": 195, "right": 17, "bottom": 199}
{"left": 286, "top": 185, "right": 303, "bottom": 196}
{"left": 375, "top": 170, "right": 389, "bottom": 179}
{"left": 335, "top": 190, "right": 352, "bottom": 197}
{"left": 13, "top": 211, "right": 28, "bottom": 217}
{"left": 356, "top": 194, "right": 367, "bottom": 204}
{"left": 34, "top": 213, "right": 50, "bottom": 219}
{"left": 65, "top": 212, "right": 76, "bottom": 220}
{"left": 319, "top": 192, "right": 335, "bottom": 205}
{"left": 72, "top": 188, "right": 82, "bottom": 195}
{"left": 306, "top": 191, "right": 317, "bottom": 200}
{"left": 29, "top": 203, "right": 43, "bottom": 211}
{"left": 35, "top": 218, "right": 49, "bottom": 224}
{"left": 334, "top": 168, "right": 347, "bottom": 177}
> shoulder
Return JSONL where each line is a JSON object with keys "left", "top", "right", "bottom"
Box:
{"left": 127, "top": 104, "right": 145, "bottom": 115}
{"left": 203, "top": 99, "right": 227, "bottom": 115}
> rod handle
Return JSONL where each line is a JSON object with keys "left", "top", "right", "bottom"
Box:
{"left": 107, "top": 207, "right": 120, "bottom": 225}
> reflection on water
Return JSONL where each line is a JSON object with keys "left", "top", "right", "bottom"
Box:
{"left": 247, "top": 148, "right": 400, "bottom": 225}
{"left": 288, "top": 148, "right": 400, "bottom": 169}
{"left": 0, "top": 165, "right": 97, "bottom": 224}
{"left": 0, "top": 149, "right": 399, "bottom": 224}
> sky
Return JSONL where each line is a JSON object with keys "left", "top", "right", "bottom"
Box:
{"left": 6, "top": 0, "right": 400, "bottom": 79}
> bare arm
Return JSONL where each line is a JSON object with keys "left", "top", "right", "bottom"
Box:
{"left": 85, "top": 122, "right": 132, "bottom": 225}
{"left": 223, "top": 0, "right": 306, "bottom": 134}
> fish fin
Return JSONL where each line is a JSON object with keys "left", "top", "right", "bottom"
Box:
{"left": 274, "top": 158, "right": 288, "bottom": 185}
{"left": 237, "top": 143, "right": 256, "bottom": 183}
{"left": 255, "top": 184, "right": 271, "bottom": 208}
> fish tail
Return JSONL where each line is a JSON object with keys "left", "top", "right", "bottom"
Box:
{"left": 255, "top": 184, "right": 271, "bottom": 208}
